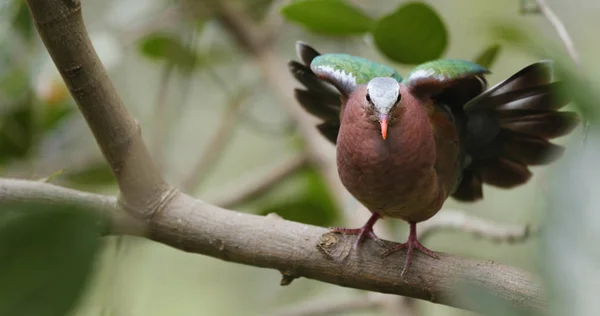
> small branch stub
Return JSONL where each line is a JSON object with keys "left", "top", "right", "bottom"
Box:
{"left": 280, "top": 271, "right": 299, "bottom": 286}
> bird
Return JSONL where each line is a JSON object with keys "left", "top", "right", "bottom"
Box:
{"left": 288, "top": 41, "right": 579, "bottom": 274}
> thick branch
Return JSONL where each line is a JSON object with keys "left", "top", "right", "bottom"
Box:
{"left": 25, "top": 0, "right": 171, "bottom": 216}
{"left": 0, "top": 179, "right": 545, "bottom": 314}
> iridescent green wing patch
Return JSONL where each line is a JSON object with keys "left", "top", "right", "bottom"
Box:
{"left": 402, "top": 59, "right": 489, "bottom": 101}
{"left": 311, "top": 53, "right": 403, "bottom": 95}
{"left": 403, "top": 59, "right": 489, "bottom": 86}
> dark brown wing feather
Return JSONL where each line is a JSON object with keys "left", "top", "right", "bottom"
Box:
{"left": 451, "top": 61, "right": 580, "bottom": 201}
{"left": 288, "top": 45, "right": 342, "bottom": 143}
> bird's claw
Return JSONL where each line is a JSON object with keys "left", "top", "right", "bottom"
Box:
{"left": 381, "top": 239, "right": 439, "bottom": 276}
{"left": 330, "top": 226, "right": 387, "bottom": 250}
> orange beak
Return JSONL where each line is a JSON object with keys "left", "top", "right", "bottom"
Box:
{"left": 379, "top": 114, "right": 388, "bottom": 140}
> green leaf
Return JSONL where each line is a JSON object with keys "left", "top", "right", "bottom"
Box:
{"left": 473, "top": 44, "right": 502, "bottom": 69}
{"left": 0, "top": 98, "right": 34, "bottom": 164}
{"left": 41, "top": 102, "right": 75, "bottom": 132}
{"left": 0, "top": 203, "right": 103, "bottom": 316}
{"left": 281, "top": 0, "right": 373, "bottom": 35}
{"left": 372, "top": 2, "right": 448, "bottom": 64}
{"left": 11, "top": 0, "right": 34, "bottom": 41}
{"left": 256, "top": 167, "right": 339, "bottom": 226}
{"left": 138, "top": 33, "right": 197, "bottom": 71}
{"left": 138, "top": 33, "right": 228, "bottom": 74}
{"left": 0, "top": 67, "right": 30, "bottom": 98}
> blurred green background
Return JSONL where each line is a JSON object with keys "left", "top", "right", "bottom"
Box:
{"left": 0, "top": 0, "right": 597, "bottom": 315}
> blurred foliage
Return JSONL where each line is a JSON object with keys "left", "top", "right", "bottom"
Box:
{"left": 456, "top": 281, "right": 535, "bottom": 316}
{"left": 372, "top": 2, "right": 448, "bottom": 64}
{"left": 281, "top": 1, "right": 448, "bottom": 64}
{"left": 281, "top": 0, "right": 374, "bottom": 35}
{"left": 0, "top": 1, "right": 77, "bottom": 169}
{"left": 253, "top": 166, "right": 339, "bottom": 227}
{"left": 0, "top": 95, "right": 34, "bottom": 164}
{"left": 0, "top": 203, "right": 104, "bottom": 316}
{"left": 11, "top": 0, "right": 34, "bottom": 42}
{"left": 491, "top": 24, "right": 600, "bottom": 123}
{"left": 541, "top": 132, "right": 600, "bottom": 316}
{"left": 61, "top": 161, "right": 117, "bottom": 189}
{"left": 1, "top": 0, "right": 598, "bottom": 315}
{"left": 473, "top": 44, "right": 502, "bottom": 69}
{"left": 138, "top": 33, "right": 200, "bottom": 73}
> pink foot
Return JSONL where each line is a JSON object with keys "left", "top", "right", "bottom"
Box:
{"left": 381, "top": 222, "right": 439, "bottom": 275}
{"left": 331, "top": 213, "right": 384, "bottom": 249}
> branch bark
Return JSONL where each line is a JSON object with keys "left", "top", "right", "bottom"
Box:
{"left": 0, "top": 178, "right": 545, "bottom": 314}
{"left": 25, "top": 0, "right": 172, "bottom": 217}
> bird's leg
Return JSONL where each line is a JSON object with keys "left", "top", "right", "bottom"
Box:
{"left": 330, "top": 213, "right": 383, "bottom": 249}
{"left": 381, "top": 222, "right": 439, "bottom": 275}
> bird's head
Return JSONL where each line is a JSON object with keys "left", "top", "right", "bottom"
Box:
{"left": 365, "top": 77, "right": 402, "bottom": 140}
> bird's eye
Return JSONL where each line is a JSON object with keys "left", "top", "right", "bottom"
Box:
{"left": 366, "top": 93, "right": 372, "bottom": 103}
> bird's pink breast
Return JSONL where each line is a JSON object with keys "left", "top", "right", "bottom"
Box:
{"left": 336, "top": 91, "right": 446, "bottom": 222}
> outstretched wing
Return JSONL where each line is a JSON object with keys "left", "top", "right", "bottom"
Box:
{"left": 288, "top": 41, "right": 403, "bottom": 143}
{"left": 402, "top": 59, "right": 578, "bottom": 201}
{"left": 452, "top": 61, "right": 579, "bottom": 201}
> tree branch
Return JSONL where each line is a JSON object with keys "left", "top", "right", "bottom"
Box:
{"left": 211, "top": 1, "right": 348, "bottom": 206}
{"left": 533, "top": 0, "right": 580, "bottom": 65}
{"left": 150, "top": 63, "right": 176, "bottom": 172}
{"left": 25, "top": 0, "right": 172, "bottom": 216}
{"left": 418, "top": 209, "right": 531, "bottom": 242}
{"left": 0, "top": 178, "right": 545, "bottom": 314}
{"left": 211, "top": 153, "right": 310, "bottom": 209}
{"left": 180, "top": 88, "right": 251, "bottom": 194}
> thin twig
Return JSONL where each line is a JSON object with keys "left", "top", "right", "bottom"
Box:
{"left": 118, "top": 6, "right": 182, "bottom": 44}
{"left": 533, "top": 0, "right": 580, "bottom": 64}
{"left": 211, "top": 153, "right": 309, "bottom": 209}
{"left": 151, "top": 62, "right": 175, "bottom": 172}
{"left": 179, "top": 88, "right": 252, "bottom": 193}
{"left": 26, "top": 0, "right": 170, "bottom": 215}
{"left": 418, "top": 209, "right": 531, "bottom": 242}
{"left": 210, "top": 0, "right": 348, "bottom": 208}
{"left": 530, "top": 0, "right": 589, "bottom": 141}
{"left": 259, "top": 0, "right": 293, "bottom": 46}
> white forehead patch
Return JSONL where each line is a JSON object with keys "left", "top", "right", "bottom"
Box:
{"left": 367, "top": 77, "right": 400, "bottom": 114}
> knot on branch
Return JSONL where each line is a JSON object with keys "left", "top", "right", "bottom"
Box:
{"left": 317, "top": 232, "right": 353, "bottom": 262}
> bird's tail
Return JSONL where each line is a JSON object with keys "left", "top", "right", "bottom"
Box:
{"left": 452, "top": 61, "right": 580, "bottom": 201}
